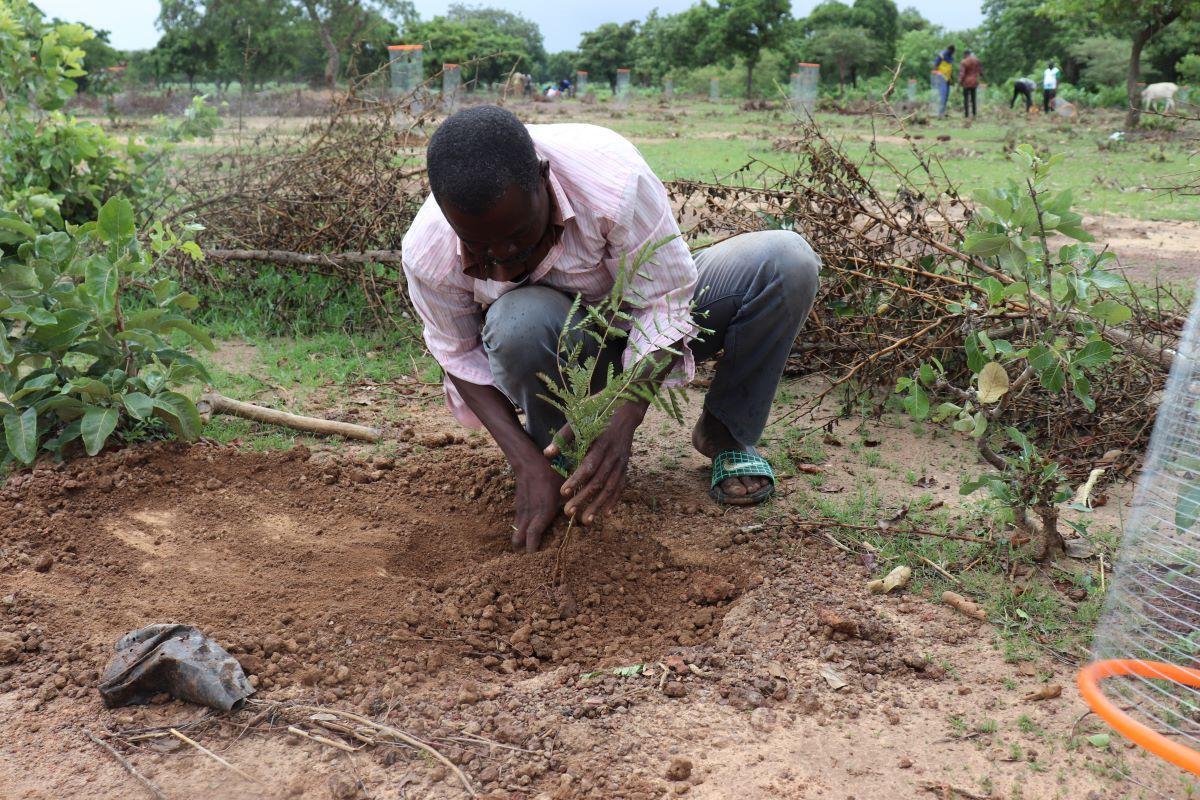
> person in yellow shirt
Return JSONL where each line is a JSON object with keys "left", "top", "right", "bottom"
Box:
{"left": 932, "top": 45, "right": 955, "bottom": 118}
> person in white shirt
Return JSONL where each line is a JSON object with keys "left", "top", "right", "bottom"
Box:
{"left": 1042, "top": 62, "right": 1060, "bottom": 114}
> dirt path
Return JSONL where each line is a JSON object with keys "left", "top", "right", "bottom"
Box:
{"left": 0, "top": 386, "right": 1185, "bottom": 799}
{"left": 1081, "top": 214, "right": 1200, "bottom": 288}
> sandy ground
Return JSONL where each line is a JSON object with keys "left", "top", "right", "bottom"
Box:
{"left": 0, "top": 367, "right": 1189, "bottom": 800}
{"left": 1081, "top": 214, "right": 1200, "bottom": 288}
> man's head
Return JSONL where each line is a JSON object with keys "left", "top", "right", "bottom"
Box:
{"left": 946, "top": 45, "right": 956, "bottom": 55}
{"left": 427, "top": 105, "right": 551, "bottom": 281}
{"left": 1048, "top": 62, "right": 1055, "bottom": 69}
{"left": 964, "top": 49, "right": 973, "bottom": 57}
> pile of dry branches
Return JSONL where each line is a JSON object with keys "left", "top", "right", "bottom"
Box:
{"left": 668, "top": 114, "right": 1181, "bottom": 481}
{"left": 172, "top": 79, "right": 1181, "bottom": 480}
{"left": 168, "top": 79, "right": 437, "bottom": 322}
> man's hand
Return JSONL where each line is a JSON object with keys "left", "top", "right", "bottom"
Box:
{"left": 544, "top": 401, "right": 647, "bottom": 525}
{"left": 513, "top": 459, "right": 566, "bottom": 553}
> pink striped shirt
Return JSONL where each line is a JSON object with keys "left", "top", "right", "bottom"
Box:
{"left": 402, "top": 123, "right": 698, "bottom": 427}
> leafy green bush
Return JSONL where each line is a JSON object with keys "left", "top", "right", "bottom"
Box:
{"left": 896, "top": 145, "right": 1130, "bottom": 559}
{"left": 0, "top": 0, "right": 219, "bottom": 232}
{"left": 0, "top": 197, "right": 212, "bottom": 466}
{"left": 1178, "top": 54, "right": 1200, "bottom": 86}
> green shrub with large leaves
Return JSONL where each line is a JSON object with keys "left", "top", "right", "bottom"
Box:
{"left": 0, "top": 196, "right": 212, "bottom": 466}
{"left": 0, "top": 0, "right": 219, "bottom": 232}
{"left": 894, "top": 145, "right": 1131, "bottom": 560}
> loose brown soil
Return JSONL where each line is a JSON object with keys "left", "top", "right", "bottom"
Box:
{"left": 0, "top": 399, "right": 1185, "bottom": 799}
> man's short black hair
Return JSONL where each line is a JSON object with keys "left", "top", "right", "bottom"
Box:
{"left": 426, "top": 105, "right": 540, "bottom": 215}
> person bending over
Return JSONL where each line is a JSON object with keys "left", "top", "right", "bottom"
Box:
{"left": 1010, "top": 78, "right": 1035, "bottom": 112}
{"left": 401, "top": 106, "right": 820, "bottom": 552}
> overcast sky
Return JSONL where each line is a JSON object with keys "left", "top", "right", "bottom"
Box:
{"left": 37, "top": 0, "right": 984, "bottom": 53}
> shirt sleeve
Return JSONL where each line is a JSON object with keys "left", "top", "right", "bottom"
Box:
{"left": 606, "top": 168, "right": 699, "bottom": 384}
{"left": 402, "top": 261, "right": 492, "bottom": 427}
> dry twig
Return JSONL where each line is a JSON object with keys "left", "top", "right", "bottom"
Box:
{"left": 83, "top": 730, "right": 170, "bottom": 800}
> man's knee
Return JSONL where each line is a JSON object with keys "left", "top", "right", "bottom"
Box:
{"left": 481, "top": 286, "right": 571, "bottom": 370}
{"left": 757, "top": 230, "right": 820, "bottom": 312}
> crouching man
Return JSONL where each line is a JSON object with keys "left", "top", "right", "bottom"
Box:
{"left": 401, "top": 106, "right": 820, "bottom": 552}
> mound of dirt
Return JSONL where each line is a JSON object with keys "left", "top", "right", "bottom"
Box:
{"left": 0, "top": 439, "right": 1157, "bottom": 799}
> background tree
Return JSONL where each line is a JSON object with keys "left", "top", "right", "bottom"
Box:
{"left": 801, "top": 0, "right": 857, "bottom": 33}
{"left": 1068, "top": 36, "right": 1141, "bottom": 88}
{"left": 897, "top": 5, "right": 932, "bottom": 32}
{"left": 852, "top": 0, "right": 900, "bottom": 70}
{"left": 406, "top": 15, "right": 532, "bottom": 87}
{"left": 1044, "top": 0, "right": 1200, "bottom": 127}
{"left": 156, "top": 0, "right": 300, "bottom": 91}
{"left": 577, "top": 20, "right": 638, "bottom": 91}
{"left": 706, "top": 0, "right": 792, "bottom": 97}
{"left": 893, "top": 25, "right": 943, "bottom": 80}
{"left": 296, "top": 0, "right": 414, "bottom": 88}
{"left": 629, "top": 7, "right": 711, "bottom": 85}
{"left": 446, "top": 5, "right": 544, "bottom": 67}
{"left": 978, "top": 0, "right": 1079, "bottom": 85}
{"left": 804, "top": 24, "right": 884, "bottom": 88}
{"left": 538, "top": 50, "right": 577, "bottom": 83}
{"left": 1145, "top": 17, "right": 1200, "bottom": 82}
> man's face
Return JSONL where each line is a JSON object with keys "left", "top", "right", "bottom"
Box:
{"left": 441, "top": 171, "right": 552, "bottom": 283}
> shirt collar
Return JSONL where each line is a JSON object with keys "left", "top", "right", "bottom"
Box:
{"left": 456, "top": 158, "right": 574, "bottom": 279}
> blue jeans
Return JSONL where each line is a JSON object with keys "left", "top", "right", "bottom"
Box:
{"left": 934, "top": 73, "right": 950, "bottom": 117}
{"left": 481, "top": 230, "right": 821, "bottom": 449}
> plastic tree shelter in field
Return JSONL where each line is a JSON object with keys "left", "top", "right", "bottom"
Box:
{"left": 906, "top": 78, "right": 917, "bottom": 104}
{"left": 791, "top": 63, "right": 819, "bottom": 115}
{"left": 387, "top": 44, "right": 423, "bottom": 96}
{"left": 442, "top": 63, "right": 460, "bottom": 113}
{"left": 1080, "top": 283, "right": 1200, "bottom": 775}
{"left": 615, "top": 68, "right": 631, "bottom": 107}
{"left": 575, "top": 70, "right": 588, "bottom": 95}
{"left": 709, "top": 77, "right": 720, "bottom": 101}
{"left": 664, "top": 78, "right": 674, "bottom": 102}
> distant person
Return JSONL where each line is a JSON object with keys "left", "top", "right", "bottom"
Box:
{"left": 1010, "top": 77, "right": 1035, "bottom": 111}
{"left": 1042, "top": 62, "right": 1060, "bottom": 113}
{"left": 932, "top": 45, "right": 955, "bottom": 118}
{"left": 959, "top": 49, "right": 981, "bottom": 118}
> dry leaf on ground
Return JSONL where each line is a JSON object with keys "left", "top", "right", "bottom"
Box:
{"left": 1024, "top": 684, "right": 1062, "bottom": 701}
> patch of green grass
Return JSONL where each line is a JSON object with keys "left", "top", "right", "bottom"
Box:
{"left": 1016, "top": 714, "right": 1043, "bottom": 736}
{"left": 764, "top": 423, "right": 827, "bottom": 479}
{"left": 598, "top": 105, "right": 1200, "bottom": 221}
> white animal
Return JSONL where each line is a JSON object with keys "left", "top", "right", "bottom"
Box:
{"left": 1141, "top": 82, "right": 1178, "bottom": 112}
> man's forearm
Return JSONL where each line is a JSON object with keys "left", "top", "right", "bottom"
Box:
{"left": 448, "top": 374, "right": 544, "bottom": 472}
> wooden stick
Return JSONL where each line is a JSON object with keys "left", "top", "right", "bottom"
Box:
{"left": 169, "top": 728, "right": 263, "bottom": 785}
{"left": 919, "top": 555, "right": 961, "bottom": 585}
{"left": 83, "top": 730, "right": 170, "bottom": 800}
{"left": 287, "top": 706, "right": 475, "bottom": 797}
{"left": 287, "top": 725, "right": 360, "bottom": 753}
{"left": 198, "top": 392, "right": 382, "bottom": 442}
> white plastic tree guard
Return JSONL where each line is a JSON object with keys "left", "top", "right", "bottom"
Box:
{"left": 442, "top": 63, "right": 460, "bottom": 113}
{"left": 616, "top": 68, "right": 631, "bottom": 107}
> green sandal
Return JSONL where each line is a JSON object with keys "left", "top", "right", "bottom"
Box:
{"left": 709, "top": 450, "right": 776, "bottom": 506}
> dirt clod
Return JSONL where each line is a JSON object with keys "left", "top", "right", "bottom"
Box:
{"left": 686, "top": 573, "right": 736, "bottom": 605}
{"left": 0, "top": 632, "right": 22, "bottom": 664}
{"left": 666, "top": 757, "right": 693, "bottom": 781}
